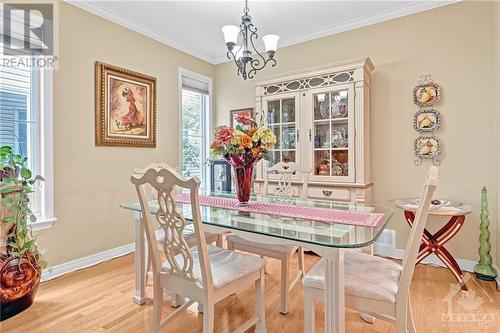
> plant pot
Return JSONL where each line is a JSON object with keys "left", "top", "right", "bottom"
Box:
{"left": 0, "top": 186, "right": 42, "bottom": 321}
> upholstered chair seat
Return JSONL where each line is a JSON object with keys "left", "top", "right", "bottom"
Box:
{"left": 303, "top": 250, "right": 402, "bottom": 303}
{"left": 226, "top": 234, "right": 292, "bottom": 254}
{"left": 162, "top": 245, "right": 266, "bottom": 289}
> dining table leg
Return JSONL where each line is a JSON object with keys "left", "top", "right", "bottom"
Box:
{"left": 133, "top": 211, "right": 147, "bottom": 305}
{"left": 324, "top": 248, "right": 345, "bottom": 333}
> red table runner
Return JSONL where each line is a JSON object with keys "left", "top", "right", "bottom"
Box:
{"left": 174, "top": 193, "right": 385, "bottom": 227}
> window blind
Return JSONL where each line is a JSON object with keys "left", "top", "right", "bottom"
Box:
{"left": 182, "top": 74, "right": 209, "bottom": 95}
{"left": 0, "top": 60, "right": 32, "bottom": 155}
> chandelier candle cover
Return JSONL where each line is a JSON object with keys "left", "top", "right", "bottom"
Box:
{"left": 221, "top": 0, "right": 279, "bottom": 80}
{"left": 210, "top": 112, "right": 276, "bottom": 205}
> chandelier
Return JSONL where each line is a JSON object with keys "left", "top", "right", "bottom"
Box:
{"left": 221, "top": 0, "right": 279, "bottom": 80}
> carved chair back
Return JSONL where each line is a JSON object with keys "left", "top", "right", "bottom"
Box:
{"left": 131, "top": 167, "right": 213, "bottom": 291}
{"left": 133, "top": 163, "right": 181, "bottom": 199}
{"left": 397, "top": 166, "right": 438, "bottom": 303}
{"left": 263, "top": 161, "right": 309, "bottom": 199}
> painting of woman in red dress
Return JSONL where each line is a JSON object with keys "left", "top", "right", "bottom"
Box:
{"left": 108, "top": 77, "right": 148, "bottom": 137}
{"left": 121, "top": 88, "right": 142, "bottom": 129}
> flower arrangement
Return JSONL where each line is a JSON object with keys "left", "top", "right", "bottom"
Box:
{"left": 210, "top": 111, "right": 276, "bottom": 205}
{"left": 210, "top": 111, "right": 277, "bottom": 161}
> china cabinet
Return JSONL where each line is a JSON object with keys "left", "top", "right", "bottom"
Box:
{"left": 255, "top": 57, "right": 374, "bottom": 203}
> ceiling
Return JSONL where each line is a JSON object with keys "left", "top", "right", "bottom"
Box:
{"left": 69, "top": 1, "right": 456, "bottom": 64}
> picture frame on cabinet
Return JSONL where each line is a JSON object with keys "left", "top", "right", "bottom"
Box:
{"left": 230, "top": 108, "right": 254, "bottom": 129}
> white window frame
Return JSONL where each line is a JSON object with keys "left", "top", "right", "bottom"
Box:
{"left": 178, "top": 67, "right": 213, "bottom": 190}
{"left": 32, "top": 68, "right": 56, "bottom": 231}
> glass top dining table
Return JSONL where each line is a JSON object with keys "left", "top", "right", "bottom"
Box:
{"left": 120, "top": 190, "right": 393, "bottom": 249}
{"left": 120, "top": 191, "right": 393, "bottom": 333}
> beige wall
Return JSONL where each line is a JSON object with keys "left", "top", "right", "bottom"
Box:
{"left": 38, "top": 3, "right": 215, "bottom": 266}
{"left": 495, "top": 1, "right": 500, "bottom": 269}
{"left": 215, "top": 1, "right": 497, "bottom": 264}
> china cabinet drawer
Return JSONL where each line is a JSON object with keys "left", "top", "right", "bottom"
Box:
{"left": 307, "top": 186, "right": 350, "bottom": 201}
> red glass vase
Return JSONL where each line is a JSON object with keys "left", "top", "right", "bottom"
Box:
{"left": 225, "top": 153, "right": 259, "bottom": 206}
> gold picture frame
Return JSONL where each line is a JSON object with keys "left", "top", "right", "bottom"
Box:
{"left": 95, "top": 61, "right": 157, "bottom": 147}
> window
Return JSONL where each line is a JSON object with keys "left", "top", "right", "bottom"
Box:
{"left": 179, "top": 69, "right": 212, "bottom": 189}
{"left": 0, "top": 58, "right": 55, "bottom": 230}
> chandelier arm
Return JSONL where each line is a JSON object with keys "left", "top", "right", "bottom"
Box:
{"left": 249, "top": 28, "right": 267, "bottom": 66}
{"left": 227, "top": 48, "right": 247, "bottom": 78}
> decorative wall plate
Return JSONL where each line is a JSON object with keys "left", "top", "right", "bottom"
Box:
{"left": 413, "top": 83, "right": 440, "bottom": 107}
{"left": 414, "top": 136, "right": 441, "bottom": 165}
{"left": 414, "top": 110, "right": 440, "bottom": 132}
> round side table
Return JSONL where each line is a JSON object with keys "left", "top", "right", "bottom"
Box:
{"left": 393, "top": 199, "right": 472, "bottom": 291}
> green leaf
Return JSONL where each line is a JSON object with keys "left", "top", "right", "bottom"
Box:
{"left": 20, "top": 167, "right": 32, "bottom": 180}
{"left": 0, "top": 197, "right": 13, "bottom": 204}
{"left": 12, "top": 155, "right": 25, "bottom": 164}
{"left": 8, "top": 205, "right": 22, "bottom": 212}
{"left": 22, "top": 239, "right": 35, "bottom": 250}
{"left": 0, "top": 187, "right": 17, "bottom": 194}
{"left": 8, "top": 242, "right": 20, "bottom": 249}
{"left": 2, "top": 216, "right": 16, "bottom": 223}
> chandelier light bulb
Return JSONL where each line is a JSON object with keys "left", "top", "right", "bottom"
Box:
{"left": 221, "top": 25, "right": 240, "bottom": 49}
{"left": 262, "top": 34, "right": 279, "bottom": 54}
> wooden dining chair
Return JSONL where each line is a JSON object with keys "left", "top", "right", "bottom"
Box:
{"left": 226, "top": 161, "right": 309, "bottom": 315}
{"left": 302, "top": 166, "right": 438, "bottom": 333}
{"left": 133, "top": 163, "right": 222, "bottom": 291}
{"left": 131, "top": 167, "right": 266, "bottom": 333}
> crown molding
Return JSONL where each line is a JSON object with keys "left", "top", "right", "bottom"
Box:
{"left": 214, "top": 0, "right": 459, "bottom": 64}
{"left": 65, "top": 0, "right": 219, "bottom": 64}
{"left": 66, "top": 0, "right": 458, "bottom": 66}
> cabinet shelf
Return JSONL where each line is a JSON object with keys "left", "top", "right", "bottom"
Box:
{"left": 269, "top": 122, "right": 295, "bottom": 127}
{"left": 313, "top": 117, "right": 348, "bottom": 124}
{"left": 313, "top": 147, "right": 349, "bottom": 151}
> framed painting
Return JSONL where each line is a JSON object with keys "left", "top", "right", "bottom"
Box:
{"left": 230, "top": 108, "right": 254, "bottom": 129}
{"left": 95, "top": 62, "right": 156, "bottom": 147}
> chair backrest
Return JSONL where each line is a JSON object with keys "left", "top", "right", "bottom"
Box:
{"left": 131, "top": 167, "right": 213, "bottom": 291}
{"left": 263, "top": 161, "right": 310, "bottom": 199}
{"left": 397, "top": 166, "right": 438, "bottom": 302}
{"left": 133, "top": 163, "right": 181, "bottom": 199}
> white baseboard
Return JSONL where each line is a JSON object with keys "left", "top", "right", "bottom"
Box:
{"left": 373, "top": 243, "right": 499, "bottom": 287}
{"left": 41, "top": 243, "right": 134, "bottom": 281}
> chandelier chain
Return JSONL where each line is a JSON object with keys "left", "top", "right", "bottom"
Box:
{"left": 244, "top": 0, "right": 249, "bottom": 14}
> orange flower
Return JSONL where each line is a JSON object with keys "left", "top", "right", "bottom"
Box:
{"left": 247, "top": 127, "right": 258, "bottom": 137}
{"left": 238, "top": 134, "right": 253, "bottom": 149}
{"left": 251, "top": 147, "right": 261, "bottom": 157}
{"left": 210, "top": 141, "right": 221, "bottom": 150}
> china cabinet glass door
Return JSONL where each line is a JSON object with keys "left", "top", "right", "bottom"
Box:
{"left": 308, "top": 84, "right": 355, "bottom": 182}
{"left": 262, "top": 93, "right": 301, "bottom": 180}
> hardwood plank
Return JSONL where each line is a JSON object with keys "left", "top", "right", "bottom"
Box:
{"left": 1, "top": 253, "right": 499, "bottom": 333}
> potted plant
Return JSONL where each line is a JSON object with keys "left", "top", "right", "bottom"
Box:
{"left": 0, "top": 145, "right": 46, "bottom": 321}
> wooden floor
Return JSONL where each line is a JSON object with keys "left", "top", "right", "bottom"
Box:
{"left": 2, "top": 252, "right": 499, "bottom": 333}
